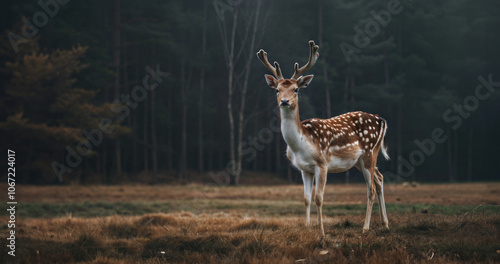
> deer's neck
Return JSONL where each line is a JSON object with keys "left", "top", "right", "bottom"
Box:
{"left": 280, "top": 107, "right": 304, "bottom": 151}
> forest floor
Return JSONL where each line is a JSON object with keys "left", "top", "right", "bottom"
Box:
{"left": 1, "top": 182, "right": 499, "bottom": 263}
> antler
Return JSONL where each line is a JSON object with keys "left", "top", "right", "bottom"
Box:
{"left": 256, "top": 49, "right": 284, "bottom": 80}
{"left": 291, "top": 40, "right": 319, "bottom": 79}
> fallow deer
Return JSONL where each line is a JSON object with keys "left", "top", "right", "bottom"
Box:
{"left": 256, "top": 40, "right": 390, "bottom": 237}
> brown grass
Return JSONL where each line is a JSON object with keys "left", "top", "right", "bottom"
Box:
{"left": 1, "top": 183, "right": 499, "bottom": 263}
{"left": 12, "top": 182, "right": 500, "bottom": 205}
{"left": 2, "top": 213, "right": 499, "bottom": 263}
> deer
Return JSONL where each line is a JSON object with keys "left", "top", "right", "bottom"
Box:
{"left": 256, "top": 40, "right": 390, "bottom": 237}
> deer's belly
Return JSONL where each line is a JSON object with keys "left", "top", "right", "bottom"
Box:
{"left": 327, "top": 156, "right": 358, "bottom": 173}
{"left": 327, "top": 148, "right": 363, "bottom": 173}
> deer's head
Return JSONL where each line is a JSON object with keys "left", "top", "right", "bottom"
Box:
{"left": 257, "top": 41, "right": 319, "bottom": 111}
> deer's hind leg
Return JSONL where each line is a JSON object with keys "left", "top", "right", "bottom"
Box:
{"left": 356, "top": 158, "right": 376, "bottom": 233}
{"left": 374, "top": 168, "right": 389, "bottom": 229}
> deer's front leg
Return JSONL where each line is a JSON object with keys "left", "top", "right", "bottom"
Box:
{"left": 301, "top": 170, "right": 314, "bottom": 227}
{"left": 314, "top": 166, "right": 328, "bottom": 237}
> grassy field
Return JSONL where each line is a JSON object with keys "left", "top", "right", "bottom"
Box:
{"left": 1, "top": 182, "right": 499, "bottom": 263}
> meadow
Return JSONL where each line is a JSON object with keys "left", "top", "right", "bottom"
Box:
{"left": 1, "top": 182, "right": 499, "bottom": 263}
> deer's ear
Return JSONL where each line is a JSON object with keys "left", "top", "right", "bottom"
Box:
{"left": 296, "top": 74, "right": 314, "bottom": 88}
{"left": 265, "top": 74, "right": 278, "bottom": 89}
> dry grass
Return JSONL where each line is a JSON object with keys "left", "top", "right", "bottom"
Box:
{"left": 12, "top": 182, "right": 500, "bottom": 205}
{"left": 0, "top": 183, "right": 499, "bottom": 263}
{"left": 1, "top": 213, "right": 499, "bottom": 263}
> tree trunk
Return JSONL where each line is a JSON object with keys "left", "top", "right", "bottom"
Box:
{"left": 150, "top": 72, "right": 158, "bottom": 181}
{"left": 198, "top": 0, "right": 208, "bottom": 173}
{"left": 318, "top": 0, "right": 331, "bottom": 117}
{"left": 167, "top": 58, "right": 173, "bottom": 171}
{"left": 143, "top": 92, "right": 149, "bottom": 176}
{"left": 253, "top": 144, "right": 258, "bottom": 171}
{"left": 132, "top": 50, "right": 139, "bottom": 172}
{"left": 446, "top": 127, "right": 453, "bottom": 182}
{"left": 452, "top": 130, "right": 458, "bottom": 181}
{"left": 115, "top": 141, "right": 121, "bottom": 176}
{"left": 396, "top": 102, "right": 402, "bottom": 177}
{"left": 218, "top": 148, "right": 224, "bottom": 169}
{"left": 198, "top": 70, "right": 205, "bottom": 173}
{"left": 396, "top": 11, "right": 403, "bottom": 176}
{"left": 208, "top": 121, "right": 214, "bottom": 171}
{"left": 266, "top": 113, "right": 272, "bottom": 172}
{"left": 215, "top": 2, "right": 269, "bottom": 184}
{"left": 150, "top": 45, "right": 158, "bottom": 182}
{"left": 112, "top": 0, "right": 122, "bottom": 176}
{"left": 179, "top": 61, "right": 193, "bottom": 181}
{"left": 226, "top": 10, "right": 238, "bottom": 184}
{"left": 96, "top": 152, "right": 100, "bottom": 175}
{"left": 266, "top": 143, "right": 272, "bottom": 172}
{"left": 123, "top": 33, "right": 131, "bottom": 173}
{"left": 179, "top": 59, "right": 188, "bottom": 180}
{"left": 132, "top": 108, "right": 138, "bottom": 172}
{"left": 467, "top": 122, "right": 473, "bottom": 181}
{"left": 235, "top": 0, "right": 262, "bottom": 185}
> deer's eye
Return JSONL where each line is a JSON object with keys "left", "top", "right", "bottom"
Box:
{"left": 294, "top": 88, "right": 299, "bottom": 93}
{"left": 275, "top": 89, "right": 279, "bottom": 94}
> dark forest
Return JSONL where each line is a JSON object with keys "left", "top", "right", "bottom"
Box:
{"left": 1, "top": 0, "right": 499, "bottom": 185}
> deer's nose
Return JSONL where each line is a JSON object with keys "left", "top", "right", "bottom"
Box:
{"left": 280, "top": 99, "right": 290, "bottom": 106}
